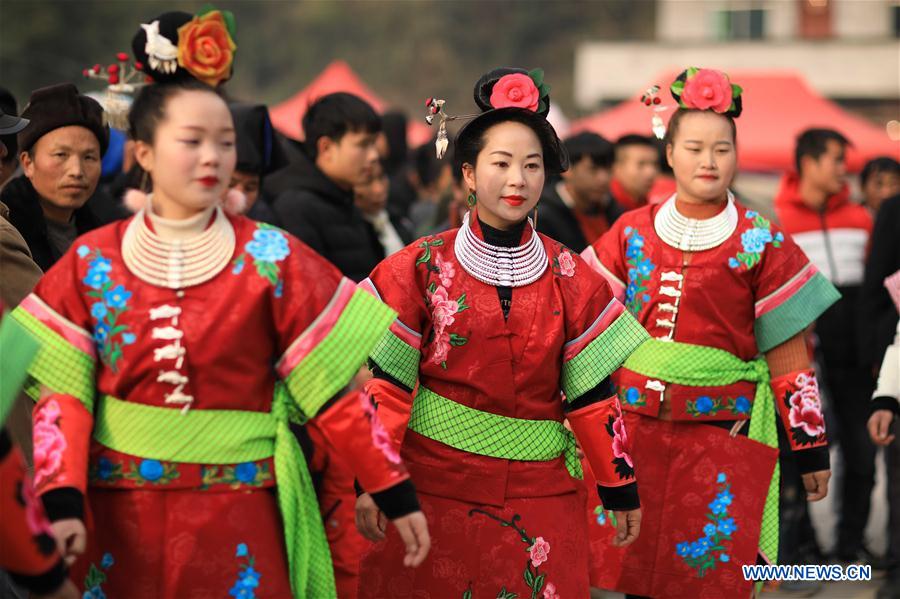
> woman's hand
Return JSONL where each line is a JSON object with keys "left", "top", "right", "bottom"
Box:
{"left": 355, "top": 493, "right": 431, "bottom": 566}
{"left": 802, "top": 469, "right": 831, "bottom": 502}
{"left": 355, "top": 493, "right": 386, "bottom": 542}
{"left": 868, "top": 409, "right": 896, "bottom": 446}
{"left": 50, "top": 518, "right": 86, "bottom": 566}
{"left": 612, "top": 508, "right": 641, "bottom": 547}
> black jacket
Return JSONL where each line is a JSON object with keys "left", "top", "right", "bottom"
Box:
{"left": 1, "top": 176, "right": 100, "bottom": 271}
{"left": 537, "top": 182, "right": 624, "bottom": 252}
{"left": 270, "top": 144, "right": 384, "bottom": 282}
{"left": 859, "top": 193, "right": 900, "bottom": 369}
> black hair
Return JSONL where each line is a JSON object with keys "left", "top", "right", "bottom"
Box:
{"left": 453, "top": 108, "right": 567, "bottom": 176}
{"left": 564, "top": 132, "right": 613, "bottom": 169}
{"left": 794, "top": 128, "right": 850, "bottom": 174}
{"left": 414, "top": 139, "right": 448, "bottom": 188}
{"left": 860, "top": 156, "right": 900, "bottom": 186}
{"left": 663, "top": 108, "right": 737, "bottom": 149}
{"left": 128, "top": 79, "right": 222, "bottom": 144}
{"left": 381, "top": 110, "right": 408, "bottom": 172}
{"left": 302, "top": 92, "right": 381, "bottom": 159}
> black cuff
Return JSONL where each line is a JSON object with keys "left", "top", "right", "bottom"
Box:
{"left": 564, "top": 377, "right": 615, "bottom": 412}
{"left": 370, "top": 478, "right": 420, "bottom": 519}
{"left": 597, "top": 481, "right": 640, "bottom": 511}
{"left": 354, "top": 478, "right": 364, "bottom": 497}
{"left": 872, "top": 396, "right": 900, "bottom": 416}
{"left": 0, "top": 428, "right": 12, "bottom": 459}
{"left": 794, "top": 445, "right": 830, "bottom": 475}
{"left": 41, "top": 487, "right": 84, "bottom": 522}
{"left": 10, "top": 558, "right": 67, "bottom": 595}
{"left": 370, "top": 361, "right": 413, "bottom": 394}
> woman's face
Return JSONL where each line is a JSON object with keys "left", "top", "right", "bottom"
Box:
{"left": 135, "top": 89, "right": 236, "bottom": 219}
{"left": 666, "top": 111, "right": 736, "bottom": 204}
{"left": 354, "top": 160, "right": 389, "bottom": 215}
{"left": 462, "top": 120, "right": 545, "bottom": 230}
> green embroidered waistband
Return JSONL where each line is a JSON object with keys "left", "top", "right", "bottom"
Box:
{"left": 407, "top": 386, "right": 582, "bottom": 479}
{"left": 93, "top": 390, "right": 335, "bottom": 597}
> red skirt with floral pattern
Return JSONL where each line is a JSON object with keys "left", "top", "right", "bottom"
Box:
{"left": 585, "top": 413, "right": 777, "bottom": 599}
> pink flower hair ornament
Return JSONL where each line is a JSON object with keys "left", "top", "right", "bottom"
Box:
{"left": 670, "top": 67, "right": 743, "bottom": 118}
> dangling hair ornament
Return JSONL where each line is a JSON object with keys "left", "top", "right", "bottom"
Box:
{"left": 83, "top": 52, "right": 149, "bottom": 129}
{"left": 639, "top": 85, "right": 669, "bottom": 140}
{"left": 424, "top": 97, "right": 479, "bottom": 160}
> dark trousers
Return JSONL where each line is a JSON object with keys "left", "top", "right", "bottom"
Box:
{"left": 779, "top": 424, "right": 823, "bottom": 563}
{"left": 888, "top": 425, "right": 900, "bottom": 579}
{"left": 823, "top": 363, "right": 877, "bottom": 553}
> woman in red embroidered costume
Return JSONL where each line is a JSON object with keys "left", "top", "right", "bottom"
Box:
{"left": 580, "top": 68, "right": 838, "bottom": 598}
{"left": 355, "top": 67, "right": 649, "bottom": 598}
{"left": 10, "top": 10, "right": 429, "bottom": 597}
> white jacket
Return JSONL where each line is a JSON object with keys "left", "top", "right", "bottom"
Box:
{"left": 873, "top": 319, "right": 900, "bottom": 408}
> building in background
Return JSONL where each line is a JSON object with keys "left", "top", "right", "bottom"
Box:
{"left": 575, "top": 0, "right": 900, "bottom": 126}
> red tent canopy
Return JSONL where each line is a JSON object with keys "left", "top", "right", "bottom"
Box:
{"left": 269, "top": 60, "right": 433, "bottom": 147}
{"left": 571, "top": 70, "right": 899, "bottom": 173}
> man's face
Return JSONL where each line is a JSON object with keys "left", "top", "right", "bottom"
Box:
{"left": 613, "top": 144, "right": 659, "bottom": 200}
{"left": 562, "top": 156, "right": 611, "bottom": 207}
{"left": 318, "top": 130, "right": 380, "bottom": 189}
{"left": 802, "top": 139, "right": 847, "bottom": 196}
{"left": 21, "top": 125, "right": 101, "bottom": 214}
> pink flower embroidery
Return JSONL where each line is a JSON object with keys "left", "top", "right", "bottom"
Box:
{"left": 22, "top": 472, "right": 54, "bottom": 538}
{"left": 358, "top": 392, "right": 402, "bottom": 465}
{"left": 788, "top": 373, "right": 825, "bottom": 438}
{"left": 434, "top": 252, "right": 456, "bottom": 288}
{"left": 430, "top": 330, "right": 451, "bottom": 365}
{"left": 611, "top": 413, "right": 634, "bottom": 468}
{"left": 430, "top": 286, "right": 459, "bottom": 332}
{"left": 32, "top": 400, "right": 67, "bottom": 489}
{"left": 542, "top": 582, "right": 560, "bottom": 599}
{"left": 490, "top": 73, "right": 540, "bottom": 112}
{"left": 528, "top": 536, "right": 550, "bottom": 568}
{"left": 557, "top": 251, "right": 576, "bottom": 277}
{"left": 681, "top": 69, "right": 734, "bottom": 113}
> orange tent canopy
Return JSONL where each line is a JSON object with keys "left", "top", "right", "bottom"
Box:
{"left": 269, "top": 60, "right": 433, "bottom": 147}
{"left": 570, "top": 70, "right": 899, "bottom": 173}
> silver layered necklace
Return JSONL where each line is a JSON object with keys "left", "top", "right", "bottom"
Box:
{"left": 454, "top": 211, "right": 547, "bottom": 287}
{"left": 654, "top": 191, "right": 739, "bottom": 252}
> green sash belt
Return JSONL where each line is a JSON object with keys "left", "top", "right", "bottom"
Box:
{"left": 93, "top": 388, "right": 334, "bottom": 597}
{"left": 407, "top": 386, "right": 582, "bottom": 479}
{"left": 624, "top": 338, "right": 779, "bottom": 563}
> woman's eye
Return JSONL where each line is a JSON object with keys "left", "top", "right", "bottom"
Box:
{"left": 526, "top": 163, "right": 541, "bottom": 170}
{"left": 686, "top": 147, "right": 701, "bottom": 153}
{"left": 493, "top": 161, "right": 508, "bottom": 168}
{"left": 179, "top": 139, "right": 200, "bottom": 146}
{"left": 221, "top": 140, "right": 235, "bottom": 148}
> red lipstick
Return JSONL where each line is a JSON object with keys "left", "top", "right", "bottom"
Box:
{"left": 198, "top": 176, "right": 219, "bottom": 188}
{"left": 502, "top": 195, "right": 526, "bottom": 207}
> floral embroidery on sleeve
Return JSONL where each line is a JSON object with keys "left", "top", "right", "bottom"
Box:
{"left": 783, "top": 372, "right": 826, "bottom": 446}
{"left": 230, "top": 543, "right": 261, "bottom": 598}
{"left": 77, "top": 245, "right": 135, "bottom": 372}
{"left": 231, "top": 224, "right": 291, "bottom": 297}
{"left": 728, "top": 210, "right": 784, "bottom": 271}
{"left": 606, "top": 404, "right": 635, "bottom": 480}
{"left": 32, "top": 399, "right": 67, "bottom": 491}
{"left": 623, "top": 227, "right": 655, "bottom": 316}
{"left": 675, "top": 472, "right": 738, "bottom": 577}
{"left": 467, "top": 509, "right": 552, "bottom": 599}
{"left": 417, "top": 240, "right": 469, "bottom": 368}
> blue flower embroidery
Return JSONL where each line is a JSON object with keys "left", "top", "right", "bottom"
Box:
{"left": 728, "top": 210, "right": 783, "bottom": 271}
{"left": 230, "top": 543, "right": 261, "bottom": 598}
{"left": 687, "top": 395, "right": 753, "bottom": 418}
{"left": 623, "top": 227, "right": 655, "bottom": 316}
{"left": 618, "top": 386, "right": 647, "bottom": 408}
{"left": 235, "top": 462, "right": 258, "bottom": 483}
{"left": 79, "top": 247, "right": 134, "bottom": 372}
{"left": 735, "top": 396, "right": 750, "bottom": 414}
{"left": 83, "top": 551, "right": 113, "bottom": 599}
{"left": 139, "top": 460, "right": 164, "bottom": 482}
{"left": 101, "top": 553, "right": 114, "bottom": 569}
{"left": 232, "top": 224, "right": 291, "bottom": 297}
{"left": 675, "top": 472, "right": 739, "bottom": 577}
{"left": 97, "top": 457, "right": 114, "bottom": 480}
{"left": 694, "top": 396, "right": 714, "bottom": 414}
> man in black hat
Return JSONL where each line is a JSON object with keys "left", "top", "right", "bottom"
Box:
{"left": 1, "top": 83, "right": 108, "bottom": 271}
{"left": 537, "top": 131, "right": 622, "bottom": 252}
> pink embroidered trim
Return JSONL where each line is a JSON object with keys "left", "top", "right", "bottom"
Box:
{"left": 755, "top": 263, "right": 817, "bottom": 318}
{"left": 276, "top": 278, "right": 355, "bottom": 378}
{"left": 20, "top": 294, "right": 95, "bottom": 356}
{"left": 33, "top": 399, "right": 67, "bottom": 490}
{"left": 563, "top": 298, "right": 625, "bottom": 361}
